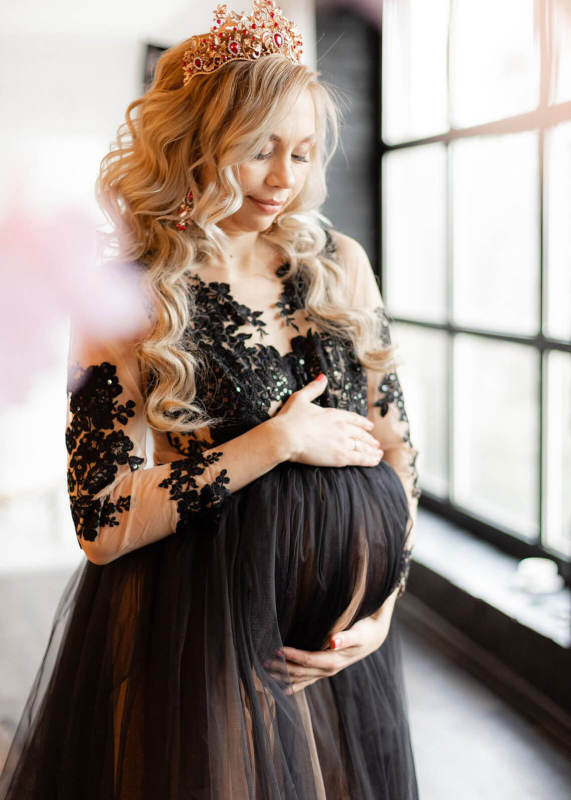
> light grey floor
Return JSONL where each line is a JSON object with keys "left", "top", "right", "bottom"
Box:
{"left": 1, "top": 568, "right": 570, "bottom": 798}
{"left": 400, "top": 619, "right": 571, "bottom": 799}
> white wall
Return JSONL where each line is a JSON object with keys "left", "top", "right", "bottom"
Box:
{"left": 0, "top": 0, "right": 316, "bottom": 219}
{"left": 0, "top": 0, "right": 315, "bottom": 571}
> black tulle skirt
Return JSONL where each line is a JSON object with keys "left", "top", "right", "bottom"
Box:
{"left": 0, "top": 459, "right": 419, "bottom": 799}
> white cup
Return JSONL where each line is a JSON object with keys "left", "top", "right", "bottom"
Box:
{"left": 516, "top": 557, "right": 558, "bottom": 592}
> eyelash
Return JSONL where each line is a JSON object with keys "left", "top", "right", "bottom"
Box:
{"left": 254, "top": 152, "right": 310, "bottom": 163}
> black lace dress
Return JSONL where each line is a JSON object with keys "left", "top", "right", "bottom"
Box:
{"left": 0, "top": 229, "right": 421, "bottom": 799}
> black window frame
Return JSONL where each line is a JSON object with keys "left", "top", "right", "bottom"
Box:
{"left": 379, "top": 0, "right": 571, "bottom": 585}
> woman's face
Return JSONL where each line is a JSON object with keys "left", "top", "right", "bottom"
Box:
{"left": 222, "top": 87, "right": 316, "bottom": 234}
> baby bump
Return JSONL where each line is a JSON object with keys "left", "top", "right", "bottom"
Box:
{"left": 219, "top": 459, "right": 410, "bottom": 653}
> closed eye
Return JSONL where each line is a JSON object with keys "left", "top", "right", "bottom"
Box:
{"left": 254, "top": 152, "right": 310, "bottom": 163}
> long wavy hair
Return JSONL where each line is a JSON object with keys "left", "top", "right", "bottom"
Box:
{"left": 96, "top": 43, "right": 398, "bottom": 433}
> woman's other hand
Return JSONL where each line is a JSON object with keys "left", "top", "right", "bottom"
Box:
{"left": 263, "top": 609, "right": 393, "bottom": 695}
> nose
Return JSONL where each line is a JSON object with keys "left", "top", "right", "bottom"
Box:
{"left": 267, "top": 155, "right": 296, "bottom": 189}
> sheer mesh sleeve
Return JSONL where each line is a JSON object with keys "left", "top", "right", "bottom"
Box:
{"left": 337, "top": 233, "right": 421, "bottom": 599}
{"left": 65, "top": 329, "right": 231, "bottom": 565}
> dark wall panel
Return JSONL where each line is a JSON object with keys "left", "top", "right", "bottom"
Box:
{"left": 315, "top": 3, "right": 380, "bottom": 272}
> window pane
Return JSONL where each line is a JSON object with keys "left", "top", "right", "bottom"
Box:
{"left": 544, "top": 121, "right": 571, "bottom": 341}
{"left": 453, "top": 335, "right": 539, "bottom": 539}
{"left": 392, "top": 323, "right": 448, "bottom": 498}
{"left": 450, "top": 0, "right": 540, "bottom": 127}
{"left": 543, "top": 351, "right": 571, "bottom": 557}
{"left": 552, "top": 0, "right": 571, "bottom": 104}
{"left": 383, "top": 143, "right": 447, "bottom": 322}
{"left": 382, "top": 0, "right": 449, "bottom": 144}
{"left": 452, "top": 132, "right": 539, "bottom": 335}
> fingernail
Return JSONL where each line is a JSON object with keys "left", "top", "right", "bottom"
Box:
{"left": 275, "top": 648, "right": 284, "bottom": 657}
{"left": 316, "top": 373, "right": 326, "bottom": 381}
{"left": 331, "top": 636, "right": 341, "bottom": 649}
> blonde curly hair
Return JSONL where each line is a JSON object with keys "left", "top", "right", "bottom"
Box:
{"left": 96, "top": 43, "right": 397, "bottom": 433}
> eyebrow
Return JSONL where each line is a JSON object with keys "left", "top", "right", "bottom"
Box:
{"left": 269, "top": 133, "right": 316, "bottom": 144}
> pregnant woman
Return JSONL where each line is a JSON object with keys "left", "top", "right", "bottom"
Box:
{"left": 0, "top": 2, "right": 421, "bottom": 797}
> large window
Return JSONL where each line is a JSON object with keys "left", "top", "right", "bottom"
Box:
{"left": 381, "top": 0, "right": 571, "bottom": 580}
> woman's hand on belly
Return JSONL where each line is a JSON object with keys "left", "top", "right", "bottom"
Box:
{"left": 269, "top": 373, "right": 384, "bottom": 468}
{"left": 264, "top": 609, "right": 393, "bottom": 695}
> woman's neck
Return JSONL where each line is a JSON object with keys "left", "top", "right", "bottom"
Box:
{"left": 204, "top": 233, "right": 282, "bottom": 282}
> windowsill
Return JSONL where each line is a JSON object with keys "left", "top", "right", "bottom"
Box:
{"left": 402, "top": 507, "right": 571, "bottom": 734}
{"left": 411, "top": 507, "right": 571, "bottom": 649}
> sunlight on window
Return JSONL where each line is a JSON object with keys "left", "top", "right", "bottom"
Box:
{"left": 383, "top": 143, "right": 447, "bottom": 322}
{"left": 381, "top": 0, "right": 570, "bottom": 560}
{"left": 392, "top": 323, "right": 448, "bottom": 499}
{"left": 544, "top": 121, "right": 571, "bottom": 341}
{"left": 453, "top": 334, "right": 539, "bottom": 539}
{"left": 450, "top": 0, "right": 540, "bottom": 127}
{"left": 382, "top": 0, "right": 449, "bottom": 144}
{"left": 451, "top": 132, "right": 539, "bottom": 335}
{"left": 544, "top": 351, "right": 571, "bottom": 558}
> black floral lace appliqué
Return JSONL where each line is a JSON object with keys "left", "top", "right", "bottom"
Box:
{"left": 371, "top": 304, "right": 421, "bottom": 503}
{"left": 376, "top": 380, "right": 421, "bottom": 502}
{"left": 158, "top": 451, "right": 231, "bottom": 534}
{"left": 183, "top": 232, "right": 372, "bottom": 436}
{"left": 273, "top": 229, "right": 334, "bottom": 331}
{"left": 374, "top": 372, "right": 408, "bottom": 421}
{"left": 371, "top": 305, "right": 410, "bottom": 420}
{"left": 168, "top": 225, "right": 419, "bottom": 528}
{"left": 166, "top": 430, "right": 215, "bottom": 460}
{"left": 396, "top": 547, "right": 413, "bottom": 598}
{"left": 274, "top": 262, "right": 310, "bottom": 332}
{"left": 66, "top": 361, "right": 144, "bottom": 542}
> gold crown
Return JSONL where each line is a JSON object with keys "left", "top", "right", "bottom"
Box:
{"left": 182, "top": 0, "right": 303, "bottom": 86}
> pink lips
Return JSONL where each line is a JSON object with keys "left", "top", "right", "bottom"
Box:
{"left": 248, "top": 196, "right": 285, "bottom": 213}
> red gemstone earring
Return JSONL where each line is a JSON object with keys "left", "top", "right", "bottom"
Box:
{"left": 176, "top": 190, "right": 194, "bottom": 231}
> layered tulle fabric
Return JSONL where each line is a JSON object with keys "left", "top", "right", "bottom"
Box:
{"left": 0, "top": 458, "right": 418, "bottom": 799}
